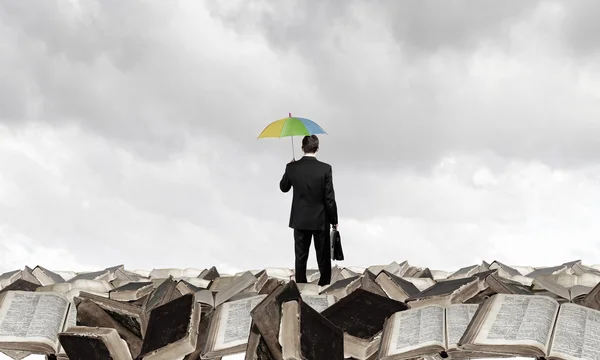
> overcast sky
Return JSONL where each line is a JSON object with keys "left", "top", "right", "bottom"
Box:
{"left": 2, "top": 0, "right": 600, "bottom": 277}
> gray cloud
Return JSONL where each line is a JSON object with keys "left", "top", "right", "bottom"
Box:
{"left": 2, "top": 0, "right": 599, "bottom": 173}
{"left": 382, "top": 0, "right": 540, "bottom": 54}
{"left": 3, "top": 1, "right": 600, "bottom": 275}
{"left": 0, "top": 125, "right": 296, "bottom": 272}
{"left": 3, "top": 122, "right": 600, "bottom": 274}
{"left": 207, "top": 0, "right": 540, "bottom": 55}
{"left": 3, "top": 1, "right": 600, "bottom": 172}
{"left": 206, "top": 0, "right": 600, "bottom": 171}
{"left": 558, "top": 0, "right": 600, "bottom": 56}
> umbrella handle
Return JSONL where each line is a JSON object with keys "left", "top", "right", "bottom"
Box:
{"left": 291, "top": 136, "right": 295, "bottom": 160}
{"left": 290, "top": 112, "right": 295, "bottom": 161}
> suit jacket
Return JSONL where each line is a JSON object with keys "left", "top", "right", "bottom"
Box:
{"left": 280, "top": 155, "right": 338, "bottom": 230}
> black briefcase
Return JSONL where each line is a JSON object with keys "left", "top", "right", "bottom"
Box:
{"left": 330, "top": 228, "right": 344, "bottom": 261}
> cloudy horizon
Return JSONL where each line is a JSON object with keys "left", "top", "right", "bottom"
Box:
{"left": 2, "top": 0, "right": 600, "bottom": 276}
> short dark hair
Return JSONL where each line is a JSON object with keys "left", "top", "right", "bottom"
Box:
{"left": 302, "top": 135, "right": 319, "bottom": 153}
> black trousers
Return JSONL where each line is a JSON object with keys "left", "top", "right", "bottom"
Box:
{"left": 294, "top": 229, "right": 331, "bottom": 286}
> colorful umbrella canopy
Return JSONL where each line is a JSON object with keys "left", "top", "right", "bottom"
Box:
{"left": 257, "top": 114, "right": 327, "bottom": 139}
{"left": 257, "top": 113, "right": 327, "bottom": 159}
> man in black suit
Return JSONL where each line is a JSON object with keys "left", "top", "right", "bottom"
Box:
{"left": 280, "top": 135, "right": 338, "bottom": 286}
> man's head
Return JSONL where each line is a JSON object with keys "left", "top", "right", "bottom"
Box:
{"left": 301, "top": 135, "right": 319, "bottom": 154}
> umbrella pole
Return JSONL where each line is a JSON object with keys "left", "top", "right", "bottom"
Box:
{"left": 291, "top": 136, "right": 295, "bottom": 160}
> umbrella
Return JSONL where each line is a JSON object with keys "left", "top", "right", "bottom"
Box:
{"left": 257, "top": 113, "right": 327, "bottom": 159}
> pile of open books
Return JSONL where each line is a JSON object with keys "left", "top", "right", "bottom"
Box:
{"left": 0, "top": 259, "right": 599, "bottom": 360}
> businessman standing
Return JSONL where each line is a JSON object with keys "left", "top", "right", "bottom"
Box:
{"left": 280, "top": 135, "right": 338, "bottom": 286}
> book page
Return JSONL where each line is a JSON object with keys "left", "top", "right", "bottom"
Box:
{"left": 579, "top": 273, "right": 600, "bottom": 288}
{"left": 532, "top": 277, "right": 570, "bottom": 300}
{"left": 549, "top": 303, "right": 600, "bottom": 360}
{"left": 570, "top": 285, "right": 592, "bottom": 300}
{"left": 0, "top": 292, "right": 68, "bottom": 349}
{"left": 474, "top": 294, "right": 558, "bottom": 352}
{"left": 181, "top": 277, "right": 212, "bottom": 289}
{"left": 56, "top": 302, "right": 77, "bottom": 355}
{"left": 71, "top": 279, "right": 112, "bottom": 293}
{"left": 387, "top": 305, "right": 445, "bottom": 356}
{"left": 37, "top": 279, "right": 112, "bottom": 294}
{"left": 0, "top": 349, "right": 31, "bottom": 360}
{"left": 375, "top": 273, "right": 410, "bottom": 302}
{"left": 446, "top": 304, "right": 479, "bottom": 349}
{"left": 36, "top": 283, "right": 73, "bottom": 294}
{"left": 403, "top": 277, "right": 436, "bottom": 292}
{"left": 214, "top": 272, "right": 257, "bottom": 307}
{"left": 62, "top": 302, "right": 77, "bottom": 331}
{"left": 212, "top": 295, "right": 266, "bottom": 351}
{"left": 301, "top": 294, "right": 334, "bottom": 313}
{"left": 195, "top": 290, "right": 214, "bottom": 307}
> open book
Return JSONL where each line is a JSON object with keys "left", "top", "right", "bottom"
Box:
{"left": 301, "top": 294, "right": 335, "bottom": 313}
{"left": 76, "top": 291, "right": 145, "bottom": 339}
{"left": 201, "top": 294, "right": 267, "bottom": 358}
{"left": 139, "top": 293, "right": 200, "bottom": 360}
{"left": 58, "top": 326, "right": 133, "bottom": 360}
{"left": 37, "top": 279, "right": 113, "bottom": 301}
{"left": 377, "top": 303, "right": 491, "bottom": 360}
{"left": 458, "top": 293, "right": 600, "bottom": 360}
{"left": 322, "top": 288, "right": 409, "bottom": 360}
{"left": 0, "top": 291, "right": 73, "bottom": 355}
{"left": 280, "top": 299, "right": 344, "bottom": 360}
